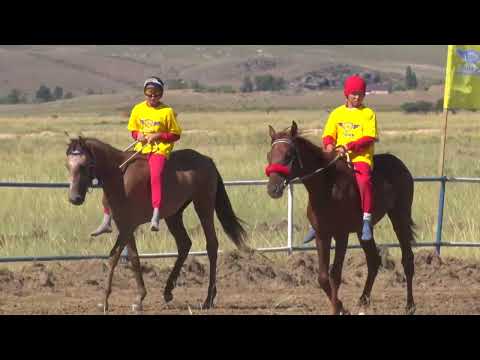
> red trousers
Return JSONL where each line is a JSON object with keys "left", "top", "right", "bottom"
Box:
{"left": 147, "top": 153, "right": 167, "bottom": 209}
{"left": 353, "top": 161, "right": 373, "bottom": 214}
{"left": 103, "top": 153, "right": 167, "bottom": 212}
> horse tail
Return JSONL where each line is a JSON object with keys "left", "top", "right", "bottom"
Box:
{"left": 214, "top": 169, "right": 248, "bottom": 250}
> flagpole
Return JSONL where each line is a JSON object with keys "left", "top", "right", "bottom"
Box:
{"left": 437, "top": 109, "right": 449, "bottom": 176}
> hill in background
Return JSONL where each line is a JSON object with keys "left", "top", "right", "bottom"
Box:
{"left": 0, "top": 45, "right": 446, "bottom": 96}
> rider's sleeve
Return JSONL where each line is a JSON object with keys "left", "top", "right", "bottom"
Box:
{"left": 346, "top": 136, "right": 376, "bottom": 152}
{"left": 127, "top": 104, "right": 141, "bottom": 132}
{"left": 322, "top": 111, "right": 338, "bottom": 145}
{"left": 361, "top": 109, "right": 377, "bottom": 139}
{"left": 164, "top": 108, "right": 182, "bottom": 136}
{"left": 158, "top": 132, "right": 180, "bottom": 142}
{"left": 323, "top": 136, "right": 335, "bottom": 147}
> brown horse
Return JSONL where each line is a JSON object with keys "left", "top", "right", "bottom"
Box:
{"left": 66, "top": 137, "right": 247, "bottom": 312}
{"left": 266, "top": 121, "right": 416, "bottom": 315}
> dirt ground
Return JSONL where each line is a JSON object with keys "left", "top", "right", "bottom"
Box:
{"left": 1, "top": 248, "right": 480, "bottom": 315}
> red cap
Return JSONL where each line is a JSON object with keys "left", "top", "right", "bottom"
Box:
{"left": 344, "top": 75, "right": 366, "bottom": 97}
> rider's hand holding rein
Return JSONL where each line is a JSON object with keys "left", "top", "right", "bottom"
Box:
{"left": 137, "top": 133, "right": 148, "bottom": 145}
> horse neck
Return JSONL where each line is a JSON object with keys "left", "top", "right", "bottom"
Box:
{"left": 86, "top": 139, "right": 124, "bottom": 179}
{"left": 294, "top": 137, "right": 337, "bottom": 196}
{"left": 294, "top": 137, "right": 333, "bottom": 174}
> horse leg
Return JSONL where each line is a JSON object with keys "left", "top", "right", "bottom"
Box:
{"left": 125, "top": 234, "right": 147, "bottom": 312}
{"left": 315, "top": 233, "right": 334, "bottom": 314}
{"left": 330, "top": 234, "right": 349, "bottom": 315}
{"left": 388, "top": 210, "right": 416, "bottom": 315}
{"left": 357, "top": 233, "right": 381, "bottom": 311}
{"left": 193, "top": 198, "right": 218, "bottom": 310}
{"left": 102, "top": 232, "right": 126, "bottom": 313}
{"left": 164, "top": 210, "right": 192, "bottom": 303}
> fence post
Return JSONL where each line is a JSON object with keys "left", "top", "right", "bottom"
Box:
{"left": 435, "top": 177, "right": 447, "bottom": 255}
{"left": 287, "top": 183, "right": 294, "bottom": 255}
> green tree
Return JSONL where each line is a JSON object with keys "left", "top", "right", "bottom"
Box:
{"left": 35, "top": 85, "right": 53, "bottom": 102}
{"left": 7, "top": 89, "right": 21, "bottom": 104}
{"left": 254, "top": 74, "right": 286, "bottom": 91}
{"left": 53, "top": 86, "right": 64, "bottom": 100}
{"left": 240, "top": 76, "right": 254, "bottom": 92}
{"left": 405, "top": 66, "right": 418, "bottom": 89}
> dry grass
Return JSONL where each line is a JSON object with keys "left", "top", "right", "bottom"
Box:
{"left": 0, "top": 109, "right": 479, "bottom": 259}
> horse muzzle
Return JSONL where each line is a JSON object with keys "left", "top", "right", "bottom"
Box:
{"left": 69, "top": 194, "right": 85, "bottom": 205}
{"left": 267, "top": 179, "right": 286, "bottom": 199}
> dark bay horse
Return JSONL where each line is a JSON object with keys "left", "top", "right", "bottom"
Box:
{"left": 266, "top": 121, "right": 416, "bottom": 315}
{"left": 66, "top": 137, "right": 247, "bottom": 312}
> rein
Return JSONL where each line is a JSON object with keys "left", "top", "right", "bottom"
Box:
{"left": 267, "top": 137, "right": 349, "bottom": 187}
{"left": 293, "top": 153, "right": 343, "bottom": 183}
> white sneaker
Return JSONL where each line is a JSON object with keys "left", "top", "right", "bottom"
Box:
{"left": 150, "top": 208, "right": 160, "bottom": 232}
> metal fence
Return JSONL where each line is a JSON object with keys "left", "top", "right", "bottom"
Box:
{"left": 0, "top": 176, "right": 479, "bottom": 263}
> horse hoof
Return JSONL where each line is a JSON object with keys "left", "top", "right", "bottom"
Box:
{"left": 202, "top": 300, "right": 214, "bottom": 310}
{"left": 97, "top": 302, "right": 109, "bottom": 313}
{"left": 357, "top": 295, "right": 371, "bottom": 307}
{"left": 405, "top": 304, "right": 416, "bottom": 315}
{"left": 132, "top": 303, "right": 143, "bottom": 313}
{"left": 339, "top": 309, "right": 350, "bottom": 315}
{"left": 164, "top": 292, "right": 173, "bottom": 303}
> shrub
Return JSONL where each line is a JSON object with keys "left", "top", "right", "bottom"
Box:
{"left": 400, "top": 101, "right": 434, "bottom": 113}
{"left": 35, "top": 85, "right": 53, "bottom": 102}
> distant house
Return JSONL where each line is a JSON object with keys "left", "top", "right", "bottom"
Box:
{"left": 366, "top": 83, "right": 391, "bottom": 95}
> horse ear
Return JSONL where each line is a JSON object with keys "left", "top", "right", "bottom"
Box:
{"left": 291, "top": 121, "right": 298, "bottom": 138}
{"left": 268, "top": 125, "right": 276, "bottom": 138}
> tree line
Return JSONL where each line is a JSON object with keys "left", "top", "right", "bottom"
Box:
{"left": 0, "top": 85, "right": 75, "bottom": 105}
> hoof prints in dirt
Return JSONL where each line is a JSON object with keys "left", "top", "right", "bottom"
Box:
{"left": 1, "top": 249, "right": 480, "bottom": 293}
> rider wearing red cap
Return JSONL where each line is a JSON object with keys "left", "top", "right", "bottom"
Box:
{"left": 304, "top": 74, "right": 378, "bottom": 243}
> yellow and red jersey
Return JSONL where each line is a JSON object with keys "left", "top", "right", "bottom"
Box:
{"left": 127, "top": 101, "right": 182, "bottom": 158}
{"left": 322, "top": 104, "right": 378, "bottom": 166}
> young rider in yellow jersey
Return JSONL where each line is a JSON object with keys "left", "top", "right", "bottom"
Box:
{"left": 90, "top": 76, "right": 182, "bottom": 236}
{"left": 304, "top": 75, "right": 378, "bottom": 243}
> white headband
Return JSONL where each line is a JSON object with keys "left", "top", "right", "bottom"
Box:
{"left": 143, "top": 77, "right": 164, "bottom": 89}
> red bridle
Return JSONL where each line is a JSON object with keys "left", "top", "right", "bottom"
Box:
{"left": 265, "top": 162, "right": 291, "bottom": 177}
{"left": 265, "top": 138, "right": 295, "bottom": 177}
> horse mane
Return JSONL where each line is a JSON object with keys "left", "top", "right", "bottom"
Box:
{"left": 294, "top": 135, "right": 326, "bottom": 160}
{"left": 67, "top": 137, "right": 122, "bottom": 155}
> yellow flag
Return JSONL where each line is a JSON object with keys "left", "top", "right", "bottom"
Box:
{"left": 444, "top": 45, "right": 480, "bottom": 110}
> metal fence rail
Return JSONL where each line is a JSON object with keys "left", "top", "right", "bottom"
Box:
{"left": 0, "top": 176, "right": 479, "bottom": 263}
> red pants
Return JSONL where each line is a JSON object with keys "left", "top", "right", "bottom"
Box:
{"left": 353, "top": 162, "right": 373, "bottom": 214}
{"left": 147, "top": 153, "right": 167, "bottom": 209}
{"left": 103, "top": 153, "right": 167, "bottom": 212}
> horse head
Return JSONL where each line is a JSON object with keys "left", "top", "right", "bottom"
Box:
{"left": 66, "top": 136, "right": 97, "bottom": 205}
{"left": 265, "top": 121, "right": 302, "bottom": 198}
{"left": 266, "top": 120, "right": 343, "bottom": 200}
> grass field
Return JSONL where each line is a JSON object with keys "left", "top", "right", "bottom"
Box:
{"left": 0, "top": 109, "right": 479, "bottom": 260}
